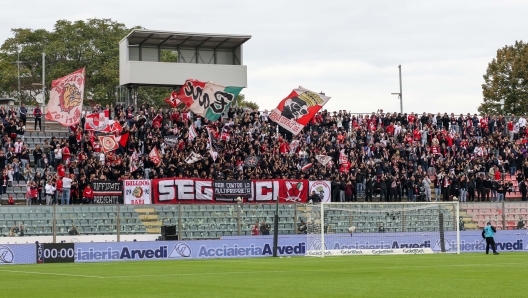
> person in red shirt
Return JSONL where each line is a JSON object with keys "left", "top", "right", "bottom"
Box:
{"left": 62, "top": 144, "right": 71, "bottom": 165}
{"left": 251, "top": 220, "right": 260, "bottom": 236}
{"left": 480, "top": 116, "right": 488, "bottom": 130}
{"left": 57, "top": 162, "right": 66, "bottom": 178}
{"left": 83, "top": 183, "right": 94, "bottom": 204}
{"left": 385, "top": 123, "right": 394, "bottom": 136}
{"left": 8, "top": 195, "right": 14, "bottom": 205}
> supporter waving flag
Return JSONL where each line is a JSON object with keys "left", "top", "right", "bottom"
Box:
{"left": 164, "top": 91, "right": 182, "bottom": 107}
{"left": 176, "top": 79, "right": 244, "bottom": 122}
{"left": 339, "top": 149, "right": 348, "bottom": 164}
{"left": 129, "top": 151, "right": 139, "bottom": 173}
{"left": 188, "top": 124, "right": 198, "bottom": 141}
{"left": 316, "top": 155, "right": 332, "bottom": 166}
{"left": 98, "top": 135, "right": 119, "bottom": 153}
{"left": 45, "top": 68, "right": 85, "bottom": 127}
{"left": 185, "top": 152, "right": 203, "bottom": 164}
{"left": 152, "top": 114, "right": 163, "bottom": 128}
{"left": 84, "top": 110, "right": 109, "bottom": 131}
{"left": 149, "top": 147, "right": 162, "bottom": 165}
{"left": 269, "top": 87, "right": 331, "bottom": 135}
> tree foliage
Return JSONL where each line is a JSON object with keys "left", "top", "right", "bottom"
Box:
{"left": 0, "top": 18, "right": 139, "bottom": 105}
{"left": 479, "top": 41, "right": 528, "bottom": 116}
{"left": 235, "top": 94, "right": 259, "bottom": 110}
{"left": 0, "top": 19, "right": 256, "bottom": 109}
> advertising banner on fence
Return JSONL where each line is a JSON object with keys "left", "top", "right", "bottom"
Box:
{"left": 73, "top": 236, "right": 305, "bottom": 262}
{"left": 124, "top": 180, "right": 151, "bottom": 205}
{"left": 308, "top": 181, "right": 331, "bottom": 203}
{"left": 152, "top": 178, "right": 309, "bottom": 204}
{"left": 92, "top": 181, "right": 123, "bottom": 204}
{"left": 62, "top": 229, "right": 528, "bottom": 263}
{"left": 0, "top": 244, "right": 36, "bottom": 265}
{"left": 213, "top": 180, "right": 252, "bottom": 200}
{"left": 306, "top": 230, "right": 528, "bottom": 254}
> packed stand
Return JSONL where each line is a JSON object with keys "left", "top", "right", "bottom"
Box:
{"left": 1, "top": 103, "right": 528, "bottom": 206}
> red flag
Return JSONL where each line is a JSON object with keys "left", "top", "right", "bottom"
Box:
{"left": 84, "top": 110, "right": 109, "bottom": 131}
{"left": 152, "top": 114, "right": 163, "bottom": 128}
{"left": 116, "top": 132, "right": 129, "bottom": 148}
{"left": 149, "top": 147, "right": 161, "bottom": 165}
{"left": 45, "top": 68, "right": 85, "bottom": 127}
{"left": 278, "top": 180, "right": 308, "bottom": 203}
{"left": 98, "top": 135, "right": 119, "bottom": 153}
{"left": 164, "top": 91, "right": 182, "bottom": 107}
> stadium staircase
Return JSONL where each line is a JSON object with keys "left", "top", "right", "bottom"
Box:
{"left": 136, "top": 207, "right": 162, "bottom": 234}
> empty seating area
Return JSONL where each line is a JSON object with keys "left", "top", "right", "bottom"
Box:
{"left": 461, "top": 202, "right": 528, "bottom": 230}
{"left": 0, "top": 204, "right": 300, "bottom": 238}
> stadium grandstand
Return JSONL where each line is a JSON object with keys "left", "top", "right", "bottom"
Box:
{"left": 0, "top": 104, "right": 527, "bottom": 240}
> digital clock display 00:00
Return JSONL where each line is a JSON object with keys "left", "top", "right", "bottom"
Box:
{"left": 37, "top": 243, "right": 75, "bottom": 263}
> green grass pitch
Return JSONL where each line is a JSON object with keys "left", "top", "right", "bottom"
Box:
{"left": 0, "top": 253, "right": 525, "bottom": 297}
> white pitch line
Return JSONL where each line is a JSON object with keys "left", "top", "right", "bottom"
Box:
{"left": 0, "top": 269, "right": 104, "bottom": 279}
{"left": 104, "top": 262, "right": 528, "bottom": 279}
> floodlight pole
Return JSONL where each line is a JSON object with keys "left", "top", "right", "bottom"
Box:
{"left": 391, "top": 65, "right": 403, "bottom": 114}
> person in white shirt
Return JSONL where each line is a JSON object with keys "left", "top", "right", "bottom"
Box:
{"left": 54, "top": 145, "right": 62, "bottom": 168}
{"left": 99, "top": 151, "right": 105, "bottom": 166}
{"left": 518, "top": 116, "right": 526, "bottom": 129}
{"left": 14, "top": 138, "right": 23, "bottom": 154}
{"left": 61, "top": 176, "right": 73, "bottom": 205}
{"left": 45, "top": 181, "right": 56, "bottom": 205}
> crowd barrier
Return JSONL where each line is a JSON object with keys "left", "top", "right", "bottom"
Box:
{"left": 1, "top": 231, "right": 527, "bottom": 265}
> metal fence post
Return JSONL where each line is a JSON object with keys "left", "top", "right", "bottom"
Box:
{"left": 52, "top": 204, "right": 56, "bottom": 243}
{"left": 294, "top": 203, "right": 298, "bottom": 234}
{"left": 237, "top": 203, "right": 241, "bottom": 236}
{"left": 178, "top": 203, "right": 182, "bottom": 240}
{"left": 502, "top": 200, "right": 506, "bottom": 230}
{"left": 116, "top": 204, "right": 121, "bottom": 242}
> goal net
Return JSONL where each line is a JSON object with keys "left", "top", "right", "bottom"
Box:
{"left": 304, "top": 202, "right": 460, "bottom": 257}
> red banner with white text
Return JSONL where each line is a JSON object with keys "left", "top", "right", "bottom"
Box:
{"left": 152, "top": 178, "right": 309, "bottom": 204}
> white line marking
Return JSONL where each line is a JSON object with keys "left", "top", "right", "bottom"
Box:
{"left": 0, "top": 269, "right": 104, "bottom": 279}
{"left": 104, "top": 262, "right": 528, "bottom": 279}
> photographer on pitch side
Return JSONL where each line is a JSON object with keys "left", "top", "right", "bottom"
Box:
{"left": 482, "top": 222, "right": 499, "bottom": 255}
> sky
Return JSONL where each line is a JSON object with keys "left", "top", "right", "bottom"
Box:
{"left": 0, "top": 0, "right": 527, "bottom": 114}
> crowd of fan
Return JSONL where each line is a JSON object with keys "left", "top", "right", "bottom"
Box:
{"left": 1, "top": 104, "right": 528, "bottom": 205}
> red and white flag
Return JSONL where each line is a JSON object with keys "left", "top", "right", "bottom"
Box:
{"left": 301, "top": 163, "right": 313, "bottom": 172}
{"left": 152, "top": 114, "right": 163, "bottom": 128}
{"left": 115, "top": 132, "right": 129, "bottom": 148}
{"left": 164, "top": 91, "right": 182, "bottom": 107}
{"left": 316, "top": 155, "right": 332, "bottom": 166}
{"left": 339, "top": 149, "right": 348, "bottom": 164}
{"left": 149, "top": 147, "right": 162, "bottom": 165}
{"left": 289, "top": 140, "right": 300, "bottom": 154}
{"left": 130, "top": 151, "right": 139, "bottom": 173}
{"left": 98, "top": 135, "right": 119, "bottom": 153}
{"left": 185, "top": 152, "right": 202, "bottom": 164}
{"left": 101, "top": 120, "right": 123, "bottom": 134}
{"left": 85, "top": 110, "right": 109, "bottom": 131}
{"left": 45, "top": 68, "right": 85, "bottom": 127}
{"left": 269, "top": 87, "right": 331, "bottom": 135}
{"left": 188, "top": 124, "right": 198, "bottom": 141}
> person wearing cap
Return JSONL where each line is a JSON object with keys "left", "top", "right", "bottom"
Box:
{"left": 482, "top": 222, "right": 499, "bottom": 255}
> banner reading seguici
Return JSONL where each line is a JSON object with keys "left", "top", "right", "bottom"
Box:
{"left": 124, "top": 180, "right": 151, "bottom": 205}
{"left": 152, "top": 178, "right": 309, "bottom": 204}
